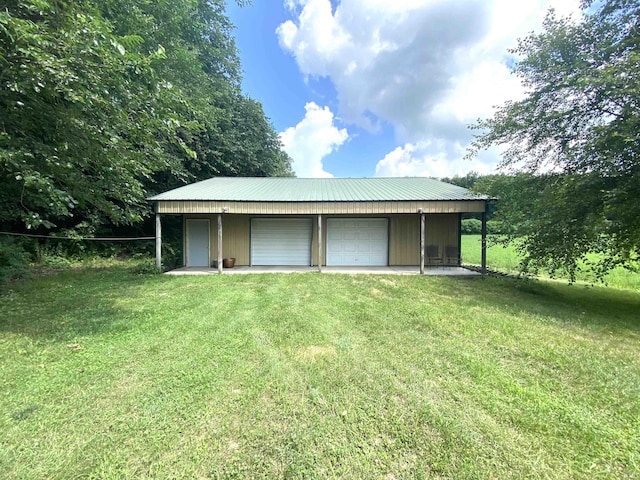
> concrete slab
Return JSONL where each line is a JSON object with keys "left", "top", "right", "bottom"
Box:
{"left": 165, "top": 266, "right": 480, "bottom": 277}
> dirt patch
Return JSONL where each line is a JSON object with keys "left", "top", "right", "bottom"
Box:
{"left": 370, "top": 288, "right": 384, "bottom": 297}
{"left": 379, "top": 278, "right": 397, "bottom": 287}
{"left": 296, "top": 345, "right": 337, "bottom": 361}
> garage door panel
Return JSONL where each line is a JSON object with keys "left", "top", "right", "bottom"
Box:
{"left": 327, "top": 218, "right": 388, "bottom": 266}
{"left": 251, "top": 218, "right": 312, "bottom": 266}
{"left": 371, "top": 243, "right": 386, "bottom": 253}
{"left": 356, "top": 240, "right": 371, "bottom": 251}
{"left": 370, "top": 254, "right": 387, "bottom": 264}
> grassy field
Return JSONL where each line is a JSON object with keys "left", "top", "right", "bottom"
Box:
{"left": 1, "top": 265, "right": 639, "bottom": 479}
{"left": 462, "top": 235, "right": 640, "bottom": 291}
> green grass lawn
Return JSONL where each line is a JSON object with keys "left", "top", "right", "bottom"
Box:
{"left": 462, "top": 235, "right": 640, "bottom": 291}
{"left": 2, "top": 265, "right": 639, "bottom": 479}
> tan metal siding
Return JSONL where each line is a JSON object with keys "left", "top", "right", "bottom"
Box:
{"left": 219, "top": 215, "right": 250, "bottom": 266}
{"left": 425, "top": 214, "right": 459, "bottom": 265}
{"left": 157, "top": 200, "right": 486, "bottom": 215}
{"left": 181, "top": 213, "right": 460, "bottom": 267}
{"left": 184, "top": 214, "right": 250, "bottom": 266}
{"left": 388, "top": 214, "right": 459, "bottom": 266}
{"left": 389, "top": 215, "right": 420, "bottom": 265}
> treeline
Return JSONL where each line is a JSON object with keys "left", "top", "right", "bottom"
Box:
{"left": 462, "top": 0, "right": 638, "bottom": 282}
{"left": 444, "top": 171, "right": 639, "bottom": 281}
{"left": 0, "top": 0, "right": 291, "bottom": 236}
{"left": 0, "top": 0, "right": 292, "bottom": 277}
{"left": 441, "top": 172, "right": 498, "bottom": 235}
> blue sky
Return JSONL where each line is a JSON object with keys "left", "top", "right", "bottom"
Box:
{"left": 226, "top": 0, "right": 581, "bottom": 179}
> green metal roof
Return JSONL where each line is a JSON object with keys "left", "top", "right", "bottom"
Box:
{"left": 148, "top": 177, "right": 489, "bottom": 202}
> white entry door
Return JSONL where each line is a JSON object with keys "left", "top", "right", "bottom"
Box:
{"left": 251, "top": 218, "right": 312, "bottom": 266}
{"left": 326, "top": 218, "right": 388, "bottom": 266}
{"left": 186, "top": 219, "right": 210, "bottom": 267}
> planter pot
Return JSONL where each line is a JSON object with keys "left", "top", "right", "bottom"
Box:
{"left": 223, "top": 258, "right": 235, "bottom": 268}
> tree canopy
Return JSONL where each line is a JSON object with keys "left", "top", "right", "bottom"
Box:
{"left": 469, "top": 0, "right": 639, "bottom": 280}
{"left": 0, "top": 0, "right": 291, "bottom": 234}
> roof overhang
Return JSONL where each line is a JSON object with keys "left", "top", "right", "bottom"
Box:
{"left": 154, "top": 199, "right": 488, "bottom": 215}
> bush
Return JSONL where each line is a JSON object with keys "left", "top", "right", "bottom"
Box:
{"left": 34, "top": 242, "right": 74, "bottom": 269}
{"left": 131, "top": 260, "right": 163, "bottom": 275}
{"left": 461, "top": 219, "right": 482, "bottom": 234}
{"left": 461, "top": 219, "right": 505, "bottom": 235}
{"left": 0, "top": 237, "right": 32, "bottom": 282}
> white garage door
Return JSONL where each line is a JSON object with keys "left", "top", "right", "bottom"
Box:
{"left": 251, "top": 218, "right": 313, "bottom": 266}
{"left": 326, "top": 218, "right": 388, "bottom": 266}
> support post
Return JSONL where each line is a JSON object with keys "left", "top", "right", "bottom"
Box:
{"left": 155, "top": 213, "right": 162, "bottom": 269}
{"left": 457, "top": 213, "right": 462, "bottom": 266}
{"left": 317, "top": 214, "right": 322, "bottom": 272}
{"left": 481, "top": 211, "right": 487, "bottom": 275}
{"left": 420, "top": 211, "right": 425, "bottom": 275}
{"left": 217, "top": 214, "right": 223, "bottom": 274}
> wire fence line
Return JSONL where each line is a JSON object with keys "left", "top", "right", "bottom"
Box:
{"left": 0, "top": 231, "right": 155, "bottom": 241}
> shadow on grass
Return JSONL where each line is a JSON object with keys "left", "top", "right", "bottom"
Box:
{"left": 2, "top": 266, "right": 639, "bottom": 345}
{"left": 455, "top": 275, "right": 640, "bottom": 334}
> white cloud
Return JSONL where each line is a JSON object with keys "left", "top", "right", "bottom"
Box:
{"left": 279, "top": 102, "right": 349, "bottom": 178}
{"left": 375, "top": 142, "right": 498, "bottom": 178}
{"left": 278, "top": 0, "right": 582, "bottom": 176}
{"left": 278, "top": 0, "right": 493, "bottom": 136}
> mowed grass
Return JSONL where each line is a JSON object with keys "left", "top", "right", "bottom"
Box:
{"left": 1, "top": 265, "right": 639, "bottom": 479}
{"left": 462, "top": 235, "right": 640, "bottom": 291}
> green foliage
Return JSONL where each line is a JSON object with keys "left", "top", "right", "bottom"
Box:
{"left": 0, "top": 237, "right": 31, "bottom": 282}
{"left": 461, "top": 218, "right": 482, "bottom": 235}
{"left": 469, "top": 0, "right": 640, "bottom": 281}
{"left": 460, "top": 218, "right": 504, "bottom": 235}
{"left": 461, "top": 234, "right": 525, "bottom": 275}
{"left": 130, "top": 260, "right": 163, "bottom": 275}
{"left": 441, "top": 171, "right": 482, "bottom": 189}
{"left": 34, "top": 242, "right": 74, "bottom": 269}
{"left": 0, "top": 0, "right": 180, "bottom": 230}
{"left": 0, "top": 0, "right": 291, "bottom": 235}
{"left": 462, "top": 234, "right": 640, "bottom": 290}
{"left": 475, "top": 173, "right": 640, "bottom": 281}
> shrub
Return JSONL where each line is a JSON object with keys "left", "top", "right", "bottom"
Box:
{"left": 131, "top": 261, "right": 163, "bottom": 275}
{"left": 461, "top": 219, "right": 482, "bottom": 234}
{"left": 461, "top": 219, "right": 505, "bottom": 235}
{"left": 34, "top": 242, "right": 74, "bottom": 269}
{"left": 0, "top": 237, "right": 32, "bottom": 282}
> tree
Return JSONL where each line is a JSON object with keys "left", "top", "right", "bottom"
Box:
{"left": 0, "top": 0, "right": 178, "bottom": 231}
{"left": 469, "top": 0, "right": 639, "bottom": 280}
{"left": 0, "top": 0, "right": 291, "bottom": 235}
{"left": 99, "top": 0, "right": 292, "bottom": 193}
{"left": 440, "top": 171, "right": 482, "bottom": 189}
